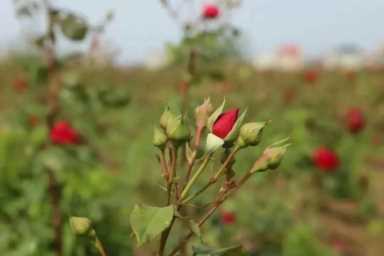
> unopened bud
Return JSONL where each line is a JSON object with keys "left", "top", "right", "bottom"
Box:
{"left": 70, "top": 216, "right": 92, "bottom": 236}
{"left": 195, "top": 98, "right": 213, "bottom": 129}
{"left": 264, "top": 146, "right": 287, "bottom": 169}
{"left": 166, "top": 117, "right": 190, "bottom": 142}
{"left": 160, "top": 108, "right": 177, "bottom": 129}
{"left": 251, "top": 145, "right": 288, "bottom": 173}
{"left": 153, "top": 127, "right": 167, "bottom": 148}
{"left": 236, "top": 122, "right": 267, "bottom": 148}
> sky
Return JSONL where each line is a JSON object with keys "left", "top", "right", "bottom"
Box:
{"left": 1, "top": 0, "right": 384, "bottom": 63}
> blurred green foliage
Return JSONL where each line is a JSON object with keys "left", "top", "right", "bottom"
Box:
{"left": 0, "top": 52, "right": 383, "bottom": 255}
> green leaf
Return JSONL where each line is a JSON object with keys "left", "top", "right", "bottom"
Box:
{"left": 192, "top": 245, "right": 243, "bottom": 256}
{"left": 130, "top": 204, "right": 174, "bottom": 246}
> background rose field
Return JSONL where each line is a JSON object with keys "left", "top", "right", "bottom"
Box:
{"left": 1, "top": 1, "right": 384, "bottom": 256}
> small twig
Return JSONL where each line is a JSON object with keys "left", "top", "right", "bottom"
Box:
{"left": 47, "top": 169, "right": 63, "bottom": 256}
{"left": 182, "top": 146, "right": 240, "bottom": 204}
{"left": 181, "top": 154, "right": 211, "bottom": 200}
{"left": 94, "top": 237, "right": 108, "bottom": 256}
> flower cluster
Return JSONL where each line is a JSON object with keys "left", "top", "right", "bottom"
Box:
{"left": 148, "top": 99, "right": 288, "bottom": 255}
{"left": 72, "top": 99, "right": 288, "bottom": 256}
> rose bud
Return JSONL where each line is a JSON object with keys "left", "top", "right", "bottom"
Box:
{"left": 50, "top": 121, "right": 80, "bottom": 145}
{"left": 165, "top": 116, "right": 190, "bottom": 143}
{"left": 70, "top": 216, "right": 93, "bottom": 236}
{"left": 312, "top": 147, "right": 340, "bottom": 172}
{"left": 202, "top": 4, "right": 220, "bottom": 19}
{"left": 160, "top": 107, "right": 177, "bottom": 130}
{"left": 345, "top": 107, "right": 365, "bottom": 134}
{"left": 251, "top": 143, "right": 289, "bottom": 173}
{"left": 195, "top": 98, "right": 213, "bottom": 130}
{"left": 12, "top": 78, "right": 28, "bottom": 93}
{"left": 236, "top": 122, "right": 267, "bottom": 148}
{"left": 153, "top": 127, "right": 167, "bottom": 148}
{"left": 303, "top": 69, "right": 319, "bottom": 84}
{"left": 220, "top": 211, "right": 236, "bottom": 225}
{"left": 207, "top": 101, "right": 247, "bottom": 147}
{"left": 212, "top": 108, "right": 240, "bottom": 139}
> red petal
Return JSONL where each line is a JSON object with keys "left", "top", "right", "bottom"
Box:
{"left": 212, "top": 108, "right": 239, "bottom": 139}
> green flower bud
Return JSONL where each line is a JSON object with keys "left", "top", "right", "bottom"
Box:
{"left": 166, "top": 117, "right": 190, "bottom": 142}
{"left": 236, "top": 122, "right": 267, "bottom": 148}
{"left": 251, "top": 145, "right": 288, "bottom": 173}
{"left": 160, "top": 108, "right": 177, "bottom": 129}
{"left": 70, "top": 216, "right": 92, "bottom": 236}
{"left": 205, "top": 133, "right": 224, "bottom": 153}
{"left": 265, "top": 146, "right": 287, "bottom": 169}
{"left": 153, "top": 127, "right": 167, "bottom": 148}
{"left": 195, "top": 98, "right": 213, "bottom": 129}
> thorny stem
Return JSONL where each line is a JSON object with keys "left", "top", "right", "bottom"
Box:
{"left": 182, "top": 146, "right": 240, "bottom": 204}
{"left": 158, "top": 143, "right": 180, "bottom": 256}
{"left": 168, "top": 154, "right": 262, "bottom": 256}
{"left": 159, "top": 150, "right": 170, "bottom": 182}
{"left": 168, "top": 196, "right": 226, "bottom": 256}
{"left": 94, "top": 236, "right": 109, "bottom": 256}
{"left": 47, "top": 169, "right": 62, "bottom": 256}
{"left": 185, "top": 153, "right": 196, "bottom": 182}
{"left": 42, "top": 1, "right": 64, "bottom": 254}
{"left": 185, "top": 125, "right": 204, "bottom": 182}
{"left": 158, "top": 216, "right": 176, "bottom": 256}
{"left": 212, "top": 146, "right": 240, "bottom": 181}
{"left": 181, "top": 154, "right": 212, "bottom": 200}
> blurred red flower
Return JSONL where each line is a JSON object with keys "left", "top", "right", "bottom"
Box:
{"left": 345, "top": 108, "right": 365, "bottom": 134}
{"left": 312, "top": 147, "right": 339, "bottom": 171}
{"left": 212, "top": 108, "right": 239, "bottom": 139}
{"left": 12, "top": 78, "right": 28, "bottom": 93}
{"left": 202, "top": 4, "right": 220, "bottom": 19}
{"left": 220, "top": 211, "right": 236, "bottom": 225}
{"left": 50, "top": 121, "right": 80, "bottom": 145}
{"left": 303, "top": 69, "right": 319, "bottom": 83}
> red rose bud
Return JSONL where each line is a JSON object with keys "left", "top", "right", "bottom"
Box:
{"left": 303, "top": 69, "right": 319, "bottom": 84}
{"left": 12, "top": 78, "right": 28, "bottom": 93}
{"left": 345, "top": 108, "right": 365, "bottom": 134}
{"left": 50, "top": 121, "right": 80, "bottom": 145}
{"left": 220, "top": 211, "right": 236, "bottom": 225}
{"left": 312, "top": 147, "right": 339, "bottom": 172}
{"left": 202, "top": 4, "right": 220, "bottom": 19}
{"left": 212, "top": 109, "right": 239, "bottom": 139}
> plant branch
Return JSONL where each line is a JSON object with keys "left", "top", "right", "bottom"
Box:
{"left": 181, "top": 154, "right": 211, "bottom": 200}
{"left": 181, "top": 146, "right": 240, "bottom": 204}
{"left": 94, "top": 236, "right": 109, "bottom": 256}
